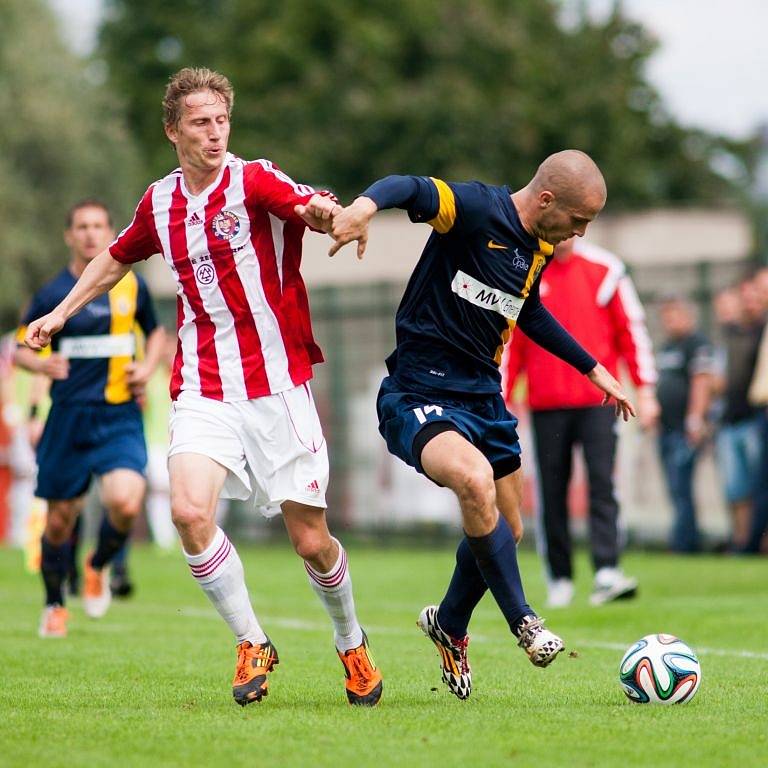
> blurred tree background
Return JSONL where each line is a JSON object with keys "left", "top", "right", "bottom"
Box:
{"left": 97, "top": 0, "right": 751, "bottom": 205}
{"left": 0, "top": 0, "right": 142, "bottom": 328}
{"left": 1, "top": 0, "right": 759, "bottom": 327}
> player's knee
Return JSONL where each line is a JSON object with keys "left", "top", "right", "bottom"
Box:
{"left": 45, "top": 503, "right": 78, "bottom": 544}
{"left": 292, "top": 531, "right": 327, "bottom": 562}
{"left": 171, "top": 501, "right": 210, "bottom": 534}
{"left": 108, "top": 494, "right": 142, "bottom": 522}
{"left": 456, "top": 464, "right": 496, "bottom": 512}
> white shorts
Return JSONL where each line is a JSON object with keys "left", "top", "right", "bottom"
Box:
{"left": 168, "top": 383, "right": 328, "bottom": 517}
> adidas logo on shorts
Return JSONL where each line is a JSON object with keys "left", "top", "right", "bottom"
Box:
{"left": 305, "top": 479, "right": 320, "bottom": 494}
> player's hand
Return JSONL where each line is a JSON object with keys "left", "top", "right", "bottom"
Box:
{"left": 328, "top": 197, "right": 378, "bottom": 259}
{"left": 126, "top": 361, "right": 152, "bottom": 396}
{"left": 636, "top": 386, "right": 660, "bottom": 431}
{"left": 25, "top": 311, "right": 66, "bottom": 351}
{"left": 685, "top": 414, "right": 707, "bottom": 447}
{"left": 587, "top": 363, "right": 636, "bottom": 421}
{"left": 39, "top": 353, "right": 70, "bottom": 380}
{"left": 294, "top": 194, "right": 342, "bottom": 233}
{"left": 27, "top": 417, "right": 45, "bottom": 449}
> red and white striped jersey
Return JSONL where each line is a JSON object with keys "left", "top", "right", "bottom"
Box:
{"left": 109, "top": 153, "right": 326, "bottom": 402}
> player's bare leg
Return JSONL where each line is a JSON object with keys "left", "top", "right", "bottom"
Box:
{"left": 421, "top": 432, "right": 563, "bottom": 672}
{"left": 82, "top": 469, "right": 144, "bottom": 618}
{"left": 170, "top": 453, "right": 275, "bottom": 706}
{"left": 38, "top": 497, "right": 83, "bottom": 637}
{"left": 283, "top": 501, "right": 382, "bottom": 706}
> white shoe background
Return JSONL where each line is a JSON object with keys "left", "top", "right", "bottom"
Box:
{"left": 589, "top": 567, "right": 638, "bottom": 606}
{"left": 546, "top": 578, "right": 574, "bottom": 609}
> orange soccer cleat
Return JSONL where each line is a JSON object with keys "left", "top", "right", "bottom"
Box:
{"left": 337, "top": 631, "right": 383, "bottom": 706}
{"left": 232, "top": 639, "right": 279, "bottom": 706}
{"left": 83, "top": 553, "right": 111, "bottom": 619}
{"left": 39, "top": 605, "right": 69, "bottom": 638}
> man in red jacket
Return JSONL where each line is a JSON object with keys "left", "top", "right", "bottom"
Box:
{"left": 505, "top": 237, "right": 658, "bottom": 607}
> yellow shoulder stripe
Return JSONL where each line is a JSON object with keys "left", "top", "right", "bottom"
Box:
{"left": 427, "top": 177, "right": 457, "bottom": 234}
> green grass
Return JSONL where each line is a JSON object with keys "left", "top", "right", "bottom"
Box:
{"left": 1, "top": 545, "right": 766, "bottom": 768}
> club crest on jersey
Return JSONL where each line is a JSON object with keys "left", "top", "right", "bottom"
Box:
{"left": 211, "top": 210, "right": 240, "bottom": 241}
{"left": 195, "top": 263, "right": 216, "bottom": 285}
{"left": 512, "top": 249, "right": 528, "bottom": 270}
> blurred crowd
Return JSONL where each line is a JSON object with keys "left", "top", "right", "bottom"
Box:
{"left": 656, "top": 267, "right": 768, "bottom": 555}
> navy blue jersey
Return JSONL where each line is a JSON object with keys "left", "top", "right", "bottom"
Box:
{"left": 18, "top": 268, "right": 158, "bottom": 405}
{"left": 377, "top": 177, "right": 557, "bottom": 394}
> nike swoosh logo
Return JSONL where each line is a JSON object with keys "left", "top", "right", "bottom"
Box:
{"left": 487, "top": 240, "right": 508, "bottom": 250}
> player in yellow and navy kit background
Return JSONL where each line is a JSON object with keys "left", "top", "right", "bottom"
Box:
{"left": 14, "top": 200, "right": 165, "bottom": 637}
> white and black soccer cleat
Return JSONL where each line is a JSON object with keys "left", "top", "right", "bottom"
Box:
{"left": 515, "top": 615, "right": 565, "bottom": 668}
{"left": 417, "top": 605, "right": 471, "bottom": 700}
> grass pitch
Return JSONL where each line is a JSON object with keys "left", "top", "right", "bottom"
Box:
{"left": 1, "top": 544, "right": 766, "bottom": 767}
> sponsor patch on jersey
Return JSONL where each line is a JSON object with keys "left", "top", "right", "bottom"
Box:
{"left": 59, "top": 334, "right": 136, "bottom": 359}
{"left": 512, "top": 249, "right": 528, "bottom": 270}
{"left": 451, "top": 270, "right": 525, "bottom": 321}
{"left": 195, "top": 263, "right": 216, "bottom": 285}
{"left": 211, "top": 210, "right": 241, "bottom": 241}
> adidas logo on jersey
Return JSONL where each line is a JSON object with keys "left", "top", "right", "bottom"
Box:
{"left": 187, "top": 212, "right": 204, "bottom": 226}
{"left": 305, "top": 479, "right": 321, "bottom": 494}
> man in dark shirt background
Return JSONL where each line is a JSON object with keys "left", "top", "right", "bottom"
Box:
{"left": 713, "top": 281, "right": 765, "bottom": 550}
{"left": 656, "top": 297, "right": 714, "bottom": 553}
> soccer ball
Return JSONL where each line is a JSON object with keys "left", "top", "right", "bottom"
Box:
{"left": 619, "top": 634, "right": 701, "bottom": 704}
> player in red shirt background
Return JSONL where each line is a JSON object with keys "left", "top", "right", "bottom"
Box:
{"left": 505, "top": 237, "right": 659, "bottom": 608}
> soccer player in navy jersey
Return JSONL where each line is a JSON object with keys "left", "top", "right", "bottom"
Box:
{"left": 330, "top": 150, "right": 636, "bottom": 699}
{"left": 14, "top": 200, "right": 166, "bottom": 636}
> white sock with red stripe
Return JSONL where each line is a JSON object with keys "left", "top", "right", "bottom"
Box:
{"left": 184, "top": 527, "right": 267, "bottom": 646}
{"left": 305, "top": 538, "right": 363, "bottom": 652}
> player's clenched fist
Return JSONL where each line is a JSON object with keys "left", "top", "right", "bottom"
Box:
{"left": 294, "top": 194, "right": 342, "bottom": 233}
{"left": 24, "top": 311, "right": 66, "bottom": 351}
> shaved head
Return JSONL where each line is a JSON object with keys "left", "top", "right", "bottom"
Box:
{"left": 531, "top": 150, "right": 607, "bottom": 208}
{"left": 512, "top": 149, "right": 607, "bottom": 245}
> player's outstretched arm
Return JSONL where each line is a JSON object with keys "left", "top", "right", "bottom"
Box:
{"left": 329, "top": 197, "right": 379, "bottom": 259}
{"left": 24, "top": 249, "right": 130, "bottom": 351}
{"left": 587, "top": 362, "right": 636, "bottom": 421}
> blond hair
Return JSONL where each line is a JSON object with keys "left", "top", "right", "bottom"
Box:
{"left": 162, "top": 67, "right": 234, "bottom": 127}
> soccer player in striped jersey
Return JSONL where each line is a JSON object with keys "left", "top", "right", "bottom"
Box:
{"left": 23, "top": 68, "right": 382, "bottom": 707}
{"left": 329, "top": 151, "right": 635, "bottom": 700}
{"left": 15, "top": 200, "right": 166, "bottom": 636}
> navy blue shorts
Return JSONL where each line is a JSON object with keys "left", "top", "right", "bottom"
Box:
{"left": 376, "top": 376, "right": 522, "bottom": 482}
{"left": 35, "top": 401, "right": 147, "bottom": 500}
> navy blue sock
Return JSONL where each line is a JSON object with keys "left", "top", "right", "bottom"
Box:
{"left": 111, "top": 540, "right": 129, "bottom": 574}
{"left": 436, "top": 537, "right": 488, "bottom": 638}
{"left": 465, "top": 517, "right": 533, "bottom": 634}
{"left": 41, "top": 536, "right": 71, "bottom": 606}
{"left": 91, "top": 516, "right": 129, "bottom": 570}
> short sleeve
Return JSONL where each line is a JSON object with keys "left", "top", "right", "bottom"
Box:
{"left": 243, "top": 159, "right": 320, "bottom": 222}
{"left": 688, "top": 336, "right": 714, "bottom": 375}
{"left": 424, "top": 179, "right": 492, "bottom": 235}
{"left": 134, "top": 276, "right": 159, "bottom": 336}
{"left": 109, "top": 185, "right": 160, "bottom": 264}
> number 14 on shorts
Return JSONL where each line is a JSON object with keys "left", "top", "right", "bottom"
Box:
{"left": 412, "top": 405, "right": 444, "bottom": 424}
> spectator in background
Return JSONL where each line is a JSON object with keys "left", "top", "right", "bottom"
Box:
{"left": 655, "top": 297, "right": 714, "bottom": 553}
{"left": 505, "top": 237, "right": 658, "bottom": 608}
{"left": 746, "top": 269, "right": 768, "bottom": 553}
{"left": 712, "top": 280, "right": 765, "bottom": 550}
